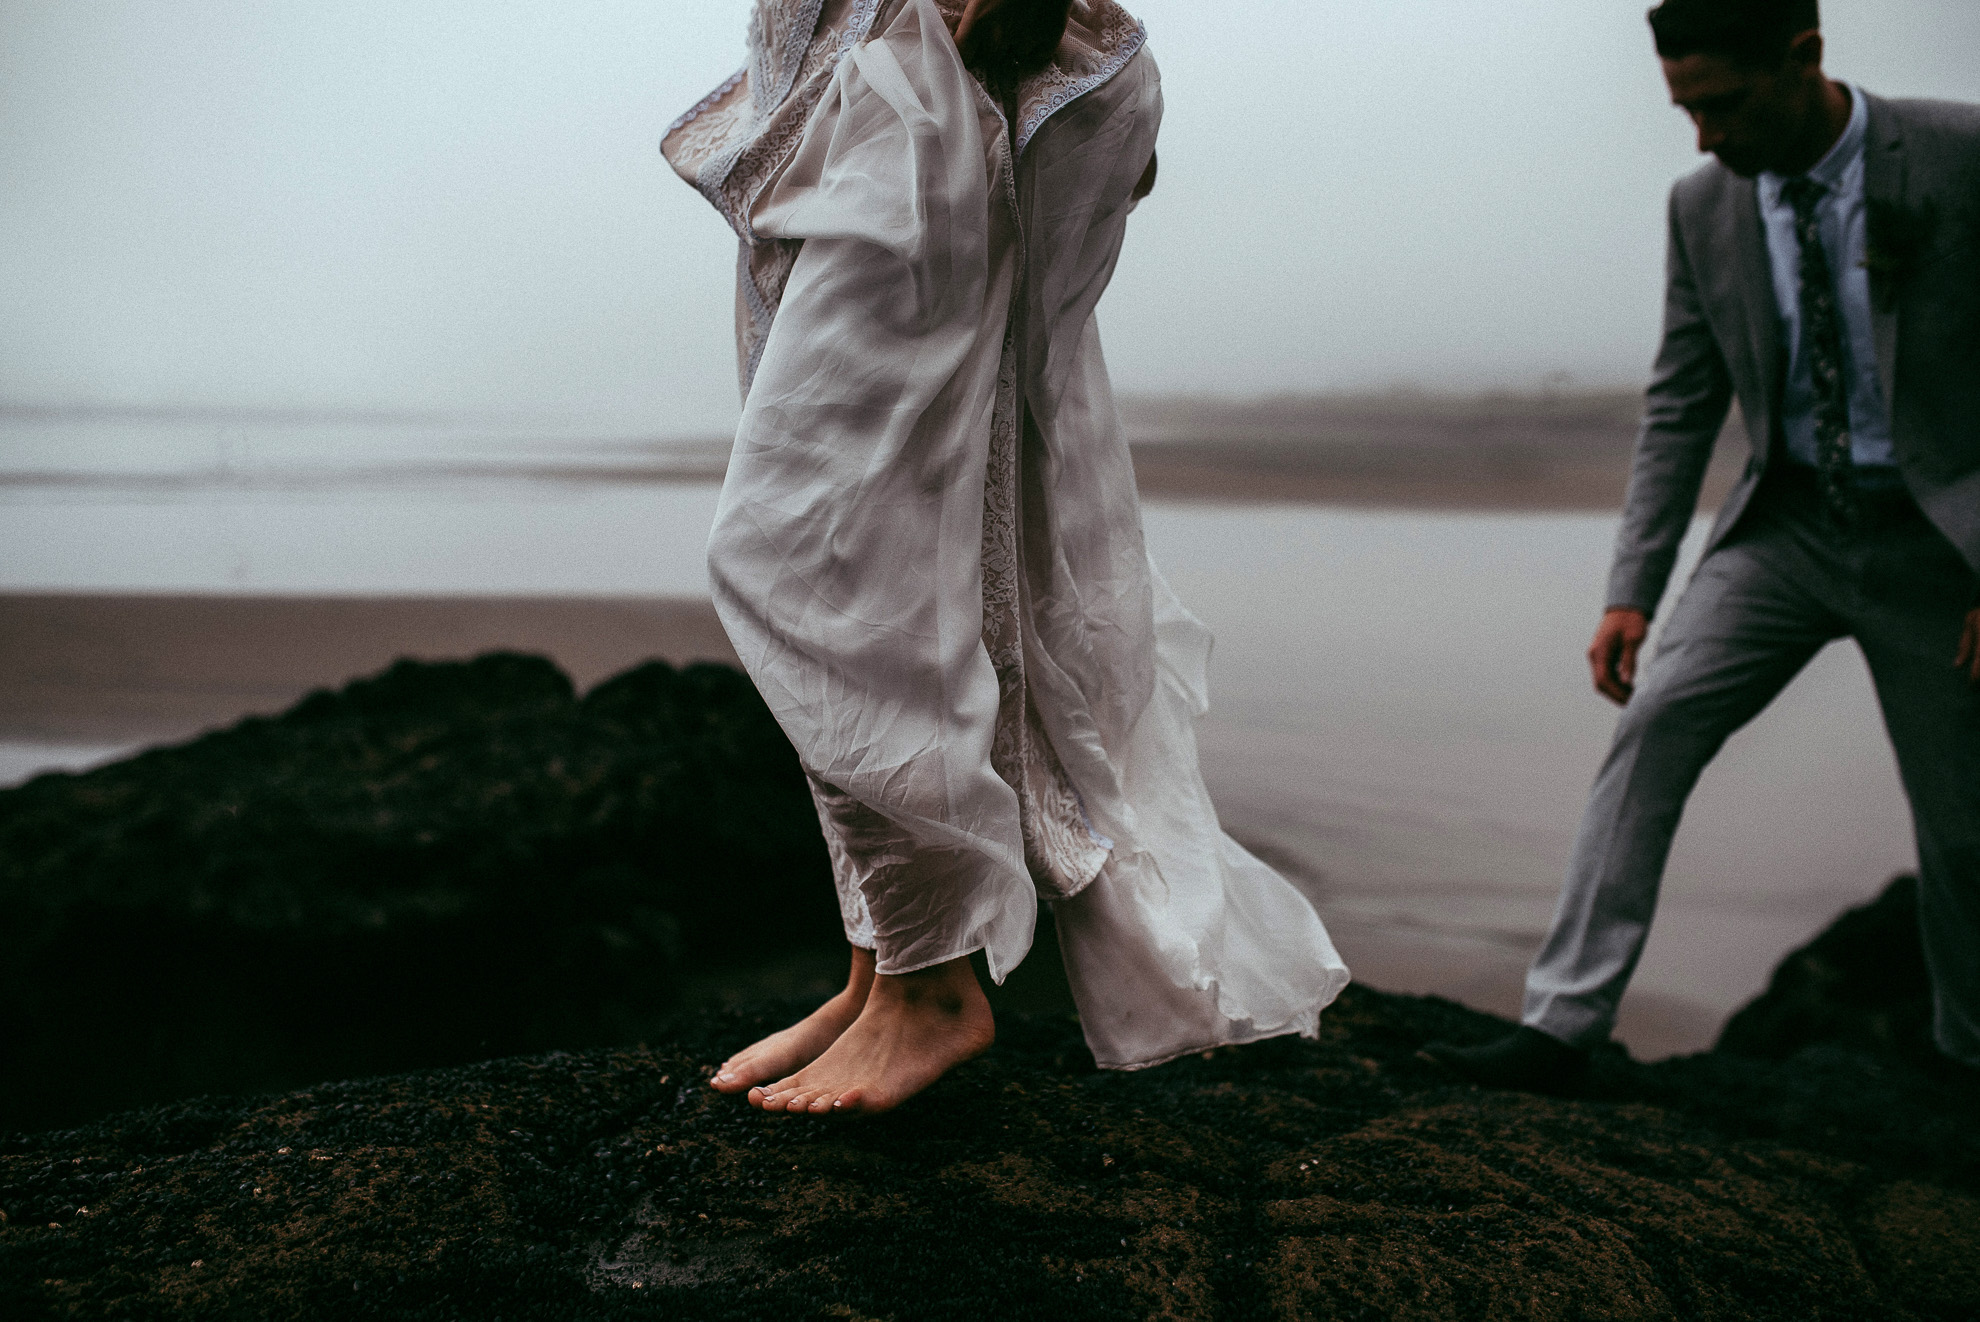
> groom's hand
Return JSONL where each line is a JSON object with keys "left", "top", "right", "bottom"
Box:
{"left": 1956, "top": 606, "right": 1980, "bottom": 685}
{"left": 1589, "top": 607, "right": 1649, "bottom": 706}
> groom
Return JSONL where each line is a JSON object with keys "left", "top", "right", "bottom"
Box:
{"left": 1428, "top": 0, "right": 1980, "bottom": 1091}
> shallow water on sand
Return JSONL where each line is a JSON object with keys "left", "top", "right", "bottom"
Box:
{"left": 1150, "top": 504, "right": 1911, "bottom": 1058}
{"left": 0, "top": 434, "right": 1916, "bottom": 1058}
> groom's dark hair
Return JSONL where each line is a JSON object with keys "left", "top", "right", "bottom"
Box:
{"left": 1648, "top": 0, "right": 1820, "bottom": 68}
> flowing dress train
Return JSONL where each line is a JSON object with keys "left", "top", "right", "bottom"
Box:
{"left": 663, "top": 0, "right": 1348, "bottom": 1069}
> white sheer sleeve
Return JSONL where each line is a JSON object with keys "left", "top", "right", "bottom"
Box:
{"left": 709, "top": 0, "right": 1039, "bottom": 979}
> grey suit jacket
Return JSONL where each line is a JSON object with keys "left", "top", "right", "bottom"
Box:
{"left": 1607, "top": 91, "right": 1980, "bottom": 616}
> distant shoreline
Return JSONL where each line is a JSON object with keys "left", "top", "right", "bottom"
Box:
{"left": 4, "top": 390, "right": 1747, "bottom": 513}
{"left": 1122, "top": 390, "right": 1746, "bottom": 510}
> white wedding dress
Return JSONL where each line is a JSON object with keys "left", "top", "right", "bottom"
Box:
{"left": 664, "top": 0, "right": 1348, "bottom": 1069}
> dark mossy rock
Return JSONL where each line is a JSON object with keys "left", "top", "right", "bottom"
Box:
{"left": 6, "top": 651, "right": 1978, "bottom": 1317}
{"left": 0, "top": 653, "right": 835, "bottom": 1134}
{"left": 1717, "top": 875, "right": 1937, "bottom": 1067}
{"left": 2, "top": 986, "right": 1976, "bottom": 1321}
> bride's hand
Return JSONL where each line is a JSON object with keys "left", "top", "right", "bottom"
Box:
{"left": 948, "top": 0, "right": 1005, "bottom": 46}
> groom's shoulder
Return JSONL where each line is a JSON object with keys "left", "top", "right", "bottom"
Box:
{"left": 1666, "top": 157, "right": 1743, "bottom": 230}
{"left": 1670, "top": 158, "right": 1736, "bottom": 202}
{"left": 1871, "top": 91, "right": 1980, "bottom": 139}
{"left": 1868, "top": 91, "right": 1980, "bottom": 173}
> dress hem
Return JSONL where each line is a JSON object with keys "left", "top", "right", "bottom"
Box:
{"left": 1086, "top": 973, "right": 1351, "bottom": 1072}
{"left": 873, "top": 943, "right": 988, "bottom": 979}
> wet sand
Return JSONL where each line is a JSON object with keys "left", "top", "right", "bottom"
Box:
{"left": 0, "top": 591, "right": 1717, "bottom": 1058}
{"left": 0, "top": 594, "right": 737, "bottom": 747}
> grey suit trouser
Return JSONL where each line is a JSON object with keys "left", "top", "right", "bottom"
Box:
{"left": 1524, "top": 469, "right": 1980, "bottom": 1065}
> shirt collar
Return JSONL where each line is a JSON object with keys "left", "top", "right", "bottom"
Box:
{"left": 1763, "top": 83, "right": 1867, "bottom": 197}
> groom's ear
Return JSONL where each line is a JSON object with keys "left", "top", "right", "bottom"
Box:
{"left": 1782, "top": 28, "right": 1825, "bottom": 79}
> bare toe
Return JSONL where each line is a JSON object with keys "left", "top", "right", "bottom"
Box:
{"left": 733, "top": 956, "right": 991, "bottom": 1118}
{"left": 706, "top": 962, "right": 875, "bottom": 1099}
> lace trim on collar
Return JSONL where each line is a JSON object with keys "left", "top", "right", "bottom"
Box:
{"left": 751, "top": 0, "right": 830, "bottom": 116}
{"left": 662, "top": 67, "right": 745, "bottom": 145}
{"left": 923, "top": 0, "right": 1147, "bottom": 158}
{"left": 665, "top": 1, "right": 1144, "bottom": 233}
{"left": 1012, "top": 3, "right": 1147, "bottom": 157}
{"left": 706, "top": 0, "right": 886, "bottom": 240}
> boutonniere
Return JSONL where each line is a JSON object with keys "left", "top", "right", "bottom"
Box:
{"left": 1862, "top": 196, "right": 1940, "bottom": 310}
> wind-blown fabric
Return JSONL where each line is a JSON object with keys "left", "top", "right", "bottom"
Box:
{"left": 664, "top": 0, "right": 1348, "bottom": 1069}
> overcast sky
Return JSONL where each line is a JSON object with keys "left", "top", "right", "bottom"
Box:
{"left": 2, "top": 1, "right": 1976, "bottom": 436}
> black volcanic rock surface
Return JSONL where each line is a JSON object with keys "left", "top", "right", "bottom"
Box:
{"left": 1717, "top": 875, "right": 1939, "bottom": 1068}
{"left": 2, "top": 988, "right": 1976, "bottom": 1320}
{"left": 3, "top": 652, "right": 1976, "bottom": 1318}
{"left": 0, "top": 653, "right": 836, "bottom": 1133}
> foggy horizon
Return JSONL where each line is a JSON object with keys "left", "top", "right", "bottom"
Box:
{"left": 4, "top": 1, "right": 1978, "bottom": 438}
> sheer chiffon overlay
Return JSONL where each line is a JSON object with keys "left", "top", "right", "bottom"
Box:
{"left": 664, "top": 0, "right": 1348, "bottom": 1069}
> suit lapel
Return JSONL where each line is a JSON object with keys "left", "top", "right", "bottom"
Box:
{"left": 1862, "top": 92, "right": 1906, "bottom": 415}
{"left": 1724, "top": 176, "right": 1783, "bottom": 426}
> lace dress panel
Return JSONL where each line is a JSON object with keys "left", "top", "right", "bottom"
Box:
{"left": 980, "top": 277, "right": 1113, "bottom": 900}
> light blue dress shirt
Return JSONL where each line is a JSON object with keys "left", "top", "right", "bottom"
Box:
{"left": 1757, "top": 85, "right": 1898, "bottom": 473}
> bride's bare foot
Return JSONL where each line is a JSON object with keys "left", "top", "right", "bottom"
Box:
{"left": 710, "top": 947, "right": 875, "bottom": 1094}
{"left": 749, "top": 954, "right": 994, "bottom": 1116}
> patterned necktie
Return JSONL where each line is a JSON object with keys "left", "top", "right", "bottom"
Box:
{"left": 1780, "top": 176, "right": 1856, "bottom": 527}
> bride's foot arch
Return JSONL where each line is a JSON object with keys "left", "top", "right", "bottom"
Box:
{"left": 749, "top": 954, "right": 995, "bottom": 1116}
{"left": 710, "top": 947, "right": 876, "bottom": 1094}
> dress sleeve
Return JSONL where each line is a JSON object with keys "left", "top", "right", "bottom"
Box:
{"left": 707, "top": 0, "right": 1038, "bottom": 979}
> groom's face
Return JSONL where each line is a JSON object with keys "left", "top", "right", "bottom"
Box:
{"left": 1661, "top": 39, "right": 1821, "bottom": 177}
